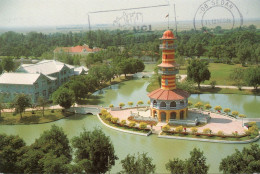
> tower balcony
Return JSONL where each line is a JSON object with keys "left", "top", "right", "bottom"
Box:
{"left": 159, "top": 44, "right": 177, "bottom": 50}
{"left": 159, "top": 69, "right": 179, "bottom": 75}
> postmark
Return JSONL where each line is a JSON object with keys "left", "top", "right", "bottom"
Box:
{"left": 193, "top": 0, "right": 243, "bottom": 30}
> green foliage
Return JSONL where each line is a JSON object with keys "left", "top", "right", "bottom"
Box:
{"left": 191, "top": 127, "right": 198, "bottom": 134}
{"left": 120, "top": 120, "right": 126, "bottom": 125}
{"left": 137, "top": 100, "right": 144, "bottom": 106}
{"left": 231, "top": 111, "right": 239, "bottom": 117}
{"left": 204, "top": 104, "right": 212, "bottom": 110}
{"left": 129, "top": 121, "right": 136, "bottom": 128}
{"left": 166, "top": 148, "right": 209, "bottom": 174}
{"left": 105, "top": 115, "right": 112, "bottom": 121}
{"left": 128, "top": 101, "right": 133, "bottom": 107}
{"left": 109, "top": 104, "right": 114, "bottom": 108}
{"left": 187, "top": 59, "right": 211, "bottom": 88}
{"left": 203, "top": 128, "right": 211, "bottom": 134}
{"left": 217, "top": 131, "right": 224, "bottom": 136}
{"left": 139, "top": 122, "right": 147, "bottom": 129}
{"left": 111, "top": 117, "right": 119, "bottom": 124}
{"left": 162, "top": 125, "right": 170, "bottom": 132}
{"left": 194, "top": 102, "right": 203, "bottom": 109}
{"left": 12, "top": 94, "right": 31, "bottom": 119}
{"left": 52, "top": 87, "right": 75, "bottom": 109}
{"left": 244, "top": 67, "right": 260, "bottom": 89}
{"left": 219, "top": 144, "right": 260, "bottom": 173}
{"left": 229, "top": 68, "right": 244, "bottom": 89}
{"left": 119, "top": 102, "right": 125, "bottom": 108}
{"left": 188, "top": 101, "right": 193, "bottom": 107}
{"left": 2, "top": 57, "right": 15, "bottom": 72}
{"left": 72, "top": 128, "right": 118, "bottom": 173}
{"left": 210, "top": 80, "right": 216, "bottom": 89}
{"left": 175, "top": 126, "right": 183, "bottom": 133}
{"left": 214, "top": 105, "right": 222, "bottom": 111}
{"left": 0, "top": 134, "right": 26, "bottom": 173}
{"left": 223, "top": 108, "right": 231, "bottom": 114}
{"left": 37, "top": 96, "right": 48, "bottom": 117}
{"left": 238, "top": 114, "right": 246, "bottom": 118}
{"left": 120, "top": 152, "right": 156, "bottom": 174}
{"left": 176, "top": 80, "right": 196, "bottom": 93}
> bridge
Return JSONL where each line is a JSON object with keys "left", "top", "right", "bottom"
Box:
{"left": 68, "top": 105, "right": 102, "bottom": 115}
{"left": 242, "top": 118, "right": 260, "bottom": 122}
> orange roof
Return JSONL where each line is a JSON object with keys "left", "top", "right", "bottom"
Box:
{"left": 160, "top": 30, "right": 175, "bottom": 40}
{"left": 158, "top": 62, "right": 175, "bottom": 68}
{"left": 148, "top": 88, "right": 190, "bottom": 101}
{"left": 54, "top": 44, "right": 101, "bottom": 53}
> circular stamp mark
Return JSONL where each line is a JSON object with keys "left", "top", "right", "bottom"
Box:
{"left": 193, "top": 0, "right": 243, "bottom": 30}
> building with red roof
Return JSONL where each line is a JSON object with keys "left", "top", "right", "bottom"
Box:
{"left": 54, "top": 44, "right": 101, "bottom": 56}
{"left": 147, "top": 30, "right": 190, "bottom": 122}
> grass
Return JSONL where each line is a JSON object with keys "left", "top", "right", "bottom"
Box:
{"left": 0, "top": 109, "right": 74, "bottom": 125}
{"left": 143, "top": 63, "right": 156, "bottom": 72}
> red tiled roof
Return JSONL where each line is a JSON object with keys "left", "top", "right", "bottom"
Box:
{"left": 54, "top": 44, "right": 101, "bottom": 53}
{"left": 148, "top": 88, "right": 190, "bottom": 101}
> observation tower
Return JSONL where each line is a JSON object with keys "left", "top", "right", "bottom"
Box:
{"left": 148, "top": 30, "right": 190, "bottom": 123}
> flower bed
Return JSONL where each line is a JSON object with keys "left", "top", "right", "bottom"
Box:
{"left": 128, "top": 116, "right": 157, "bottom": 126}
{"left": 100, "top": 115, "right": 151, "bottom": 133}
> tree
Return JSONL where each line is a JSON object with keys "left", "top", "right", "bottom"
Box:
{"left": 12, "top": 94, "right": 31, "bottom": 119}
{"left": 37, "top": 97, "right": 48, "bottom": 117}
{"left": 188, "top": 101, "right": 193, "bottom": 107}
{"left": 137, "top": 100, "right": 144, "bottom": 106}
{"left": 229, "top": 68, "right": 245, "bottom": 89}
{"left": 52, "top": 87, "right": 75, "bottom": 109}
{"left": 120, "top": 152, "right": 156, "bottom": 174}
{"left": 194, "top": 102, "right": 203, "bottom": 109}
{"left": 214, "top": 105, "right": 222, "bottom": 112}
{"left": 204, "top": 104, "right": 212, "bottom": 110}
{"left": 20, "top": 125, "right": 72, "bottom": 173}
{"left": 1, "top": 57, "right": 15, "bottom": 72}
{"left": 219, "top": 144, "right": 260, "bottom": 173}
{"left": 231, "top": 111, "right": 239, "bottom": 117}
{"left": 166, "top": 148, "right": 209, "bottom": 174}
{"left": 72, "top": 128, "right": 118, "bottom": 173}
{"left": 68, "top": 80, "right": 88, "bottom": 102}
{"left": 128, "top": 101, "right": 133, "bottom": 107}
{"left": 239, "top": 114, "right": 246, "bottom": 126}
{"left": 119, "top": 102, "right": 125, "bottom": 108}
{"left": 185, "top": 148, "right": 209, "bottom": 174}
{"left": 187, "top": 59, "right": 211, "bottom": 88}
{"left": 224, "top": 108, "right": 231, "bottom": 115}
{"left": 165, "top": 158, "right": 185, "bottom": 174}
{"left": 244, "top": 67, "right": 260, "bottom": 89}
{"left": 0, "top": 134, "right": 26, "bottom": 173}
{"left": 131, "top": 58, "right": 145, "bottom": 73}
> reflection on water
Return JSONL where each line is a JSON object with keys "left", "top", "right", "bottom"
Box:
{"left": 0, "top": 77, "right": 259, "bottom": 173}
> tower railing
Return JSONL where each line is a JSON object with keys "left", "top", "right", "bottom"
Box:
{"left": 159, "top": 44, "right": 177, "bottom": 49}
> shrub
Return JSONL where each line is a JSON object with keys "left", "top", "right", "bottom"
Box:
{"left": 119, "top": 103, "right": 125, "bottom": 108}
{"left": 139, "top": 122, "right": 147, "bottom": 129}
{"left": 175, "top": 126, "right": 183, "bottom": 133}
{"left": 105, "top": 115, "right": 112, "bottom": 121}
{"left": 245, "top": 123, "right": 259, "bottom": 137}
{"left": 217, "top": 131, "right": 224, "bottom": 136}
{"left": 231, "top": 111, "right": 239, "bottom": 117}
{"left": 232, "top": 131, "right": 238, "bottom": 137}
{"left": 101, "top": 109, "right": 107, "bottom": 115}
{"left": 137, "top": 100, "right": 144, "bottom": 106}
{"left": 223, "top": 108, "right": 231, "bottom": 114}
{"left": 51, "top": 109, "right": 54, "bottom": 113}
{"left": 214, "top": 106, "right": 222, "bottom": 112}
{"left": 127, "top": 102, "right": 133, "bottom": 107}
{"left": 109, "top": 104, "right": 114, "bottom": 108}
{"left": 31, "top": 110, "right": 35, "bottom": 114}
{"left": 111, "top": 117, "right": 119, "bottom": 124}
{"left": 203, "top": 128, "right": 211, "bottom": 134}
{"left": 147, "top": 100, "right": 151, "bottom": 105}
{"left": 204, "top": 104, "right": 212, "bottom": 110}
{"left": 210, "top": 80, "right": 216, "bottom": 89}
{"left": 238, "top": 114, "right": 246, "bottom": 119}
{"left": 195, "top": 102, "right": 203, "bottom": 109}
{"left": 162, "top": 125, "right": 170, "bottom": 132}
{"left": 128, "top": 121, "right": 136, "bottom": 128}
{"left": 188, "top": 101, "right": 193, "bottom": 107}
{"left": 120, "top": 120, "right": 126, "bottom": 126}
{"left": 191, "top": 127, "right": 198, "bottom": 134}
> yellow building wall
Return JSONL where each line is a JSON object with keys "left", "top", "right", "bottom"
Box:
{"left": 150, "top": 107, "right": 188, "bottom": 123}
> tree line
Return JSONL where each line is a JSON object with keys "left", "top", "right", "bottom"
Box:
{"left": 1, "top": 125, "right": 259, "bottom": 173}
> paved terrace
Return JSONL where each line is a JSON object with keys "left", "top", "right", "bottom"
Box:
{"left": 109, "top": 108, "right": 245, "bottom": 135}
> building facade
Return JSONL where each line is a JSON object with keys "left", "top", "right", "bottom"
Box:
{"left": 0, "top": 60, "right": 88, "bottom": 103}
{"left": 148, "top": 30, "right": 190, "bottom": 123}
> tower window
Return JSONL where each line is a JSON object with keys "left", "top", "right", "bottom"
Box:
{"left": 165, "top": 79, "right": 168, "bottom": 85}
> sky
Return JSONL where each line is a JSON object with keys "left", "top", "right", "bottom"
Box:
{"left": 0, "top": 0, "right": 259, "bottom": 28}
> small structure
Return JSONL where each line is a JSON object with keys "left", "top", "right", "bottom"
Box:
{"left": 54, "top": 44, "right": 101, "bottom": 56}
{"left": 148, "top": 30, "right": 190, "bottom": 123}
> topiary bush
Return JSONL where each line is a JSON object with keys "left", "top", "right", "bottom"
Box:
{"left": 191, "top": 127, "right": 198, "bottom": 134}
{"left": 175, "top": 126, "right": 183, "bottom": 133}
{"left": 111, "top": 117, "right": 119, "bottom": 124}
{"left": 128, "top": 121, "right": 136, "bottom": 128}
{"left": 139, "top": 122, "right": 147, "bottom": 129}
{"left": 162, "top": 125, "right": 170, "bottom": 132}
{"left": 120, "top": 120, "right": 126, "bottom": 126}
{"left": 105, "top": 115, "right": 112, "bottom": 121}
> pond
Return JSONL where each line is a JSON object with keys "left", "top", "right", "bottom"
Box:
{"left": 0, "top": 77, "right": 259, "bottom": 173}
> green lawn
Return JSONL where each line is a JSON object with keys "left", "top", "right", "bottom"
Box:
{"left": 203, "top": 63, "right": 247, "bottom": 86}
{"left": 0, "top": 109, "right": 75, "bottom": 125}
{"left": 143, "top": 63, "right": 156, "bottom": 72}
